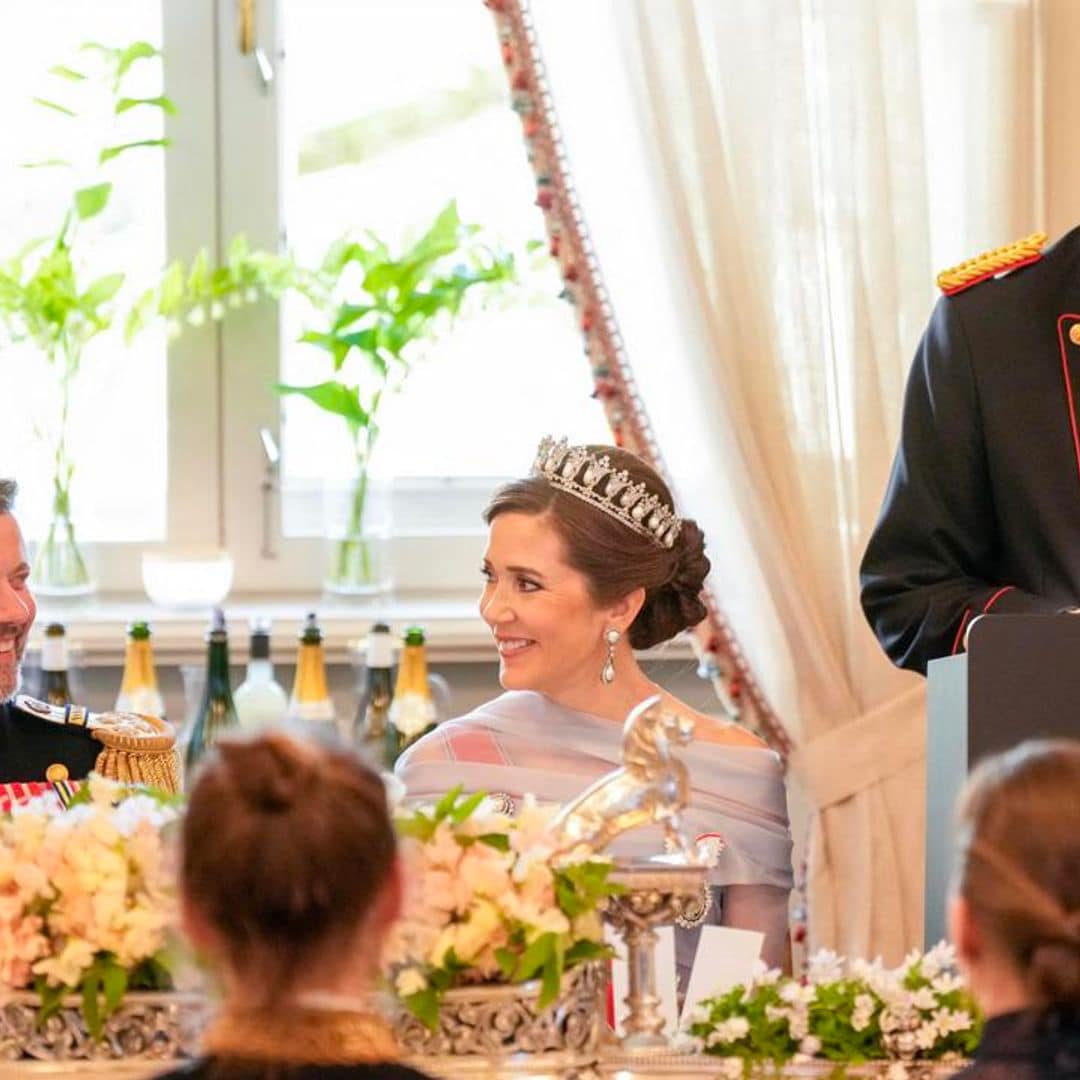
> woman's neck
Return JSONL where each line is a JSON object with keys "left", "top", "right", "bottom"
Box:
{"left": 968, "top": 962, "right": 1032, "bottom": 1019}
{"left": 544, "top": 656, "right": 662, "bottom": 724}
{"left": 223, "top": 965, "right": 377, "bottom": 1012}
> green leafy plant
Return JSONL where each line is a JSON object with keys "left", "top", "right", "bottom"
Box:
{"left": 130, "top": 201, "right": 517, "bottom": 593}
{"left": 0, "top": 41, "right": 173, "bottom": 592}
{"left": 278, "top": 200, "right": 515, "bottom": 591}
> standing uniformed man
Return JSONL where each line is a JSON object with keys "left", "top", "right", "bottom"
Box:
{"left": 0, "top": 477, "right": 179, "bottom": 795}
{"left": 861, "top": 229, "right": 1080, "bottom": 675}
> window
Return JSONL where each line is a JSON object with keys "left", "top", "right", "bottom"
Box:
{"left": 219, "top": 0, "right": 610, "bottom": 593}
{"left": 0, "top": 2, "right": 168, "bottom": 550}
{"left": 1, "top": 1, "right": 609, "bottom": 596}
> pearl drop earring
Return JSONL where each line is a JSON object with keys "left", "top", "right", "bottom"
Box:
{"left": 601, "top": 628, "right": 620, "bottom": 685}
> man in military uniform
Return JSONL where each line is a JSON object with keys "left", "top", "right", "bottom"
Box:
{"left": 861, "top": 229, "right": 1080, "bottom": 675}
{"left": 0, "top": 478, "right": 178, "bottom": 793}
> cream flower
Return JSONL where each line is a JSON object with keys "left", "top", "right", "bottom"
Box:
{"left": 394, "top": 967, "right": 428, "bottom": 997}
{"left": 453, "top": 900, "right": 502, "bottom": 964}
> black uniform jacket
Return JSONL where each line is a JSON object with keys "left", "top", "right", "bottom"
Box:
{"left": 861, "top": 226, "right": 1080, "bottom": 675}
{"left": 0, "top": 696, "right": 101, "bottom": 784}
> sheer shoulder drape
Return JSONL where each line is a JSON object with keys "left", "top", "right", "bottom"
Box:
{"left": 527, "top": 0, "right": 1039, "bottom": 960}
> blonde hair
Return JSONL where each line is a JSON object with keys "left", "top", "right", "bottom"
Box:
{"left": 954, "top": 739, "right": 1080, "bottom": 1007}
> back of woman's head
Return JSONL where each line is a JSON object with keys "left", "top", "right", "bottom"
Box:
{"left": 182, "top": 731, "right": 397, "bottom": 1003}
{"left": 485, "top": 443, "right": 710, "bottom": 648}
{"left": 954, "top": 739, "right": 1080, "bottom": 1009}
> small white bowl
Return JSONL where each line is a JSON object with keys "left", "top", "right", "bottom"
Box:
{"left": 141, "top": 550, "right": 234, "bottom": 608}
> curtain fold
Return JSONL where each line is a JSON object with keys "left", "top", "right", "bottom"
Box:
{"left": 525, "top": 0, "right": 1039, "bottom": 959}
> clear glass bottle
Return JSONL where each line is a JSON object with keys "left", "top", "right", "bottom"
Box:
{"left": 39, "top": 622, "right": 72, "bottom": 707}
{"left": 386, "top": 625, "right": 436, "bottom": 765}
{"left": 355, "top": 622, "right": 394, "bottom": 765}
{"left": 184, "top": 608, "right": 239, "bottom": 783}
{"left": 115, "top": 621, "right": 165, "bottom": 718}
{"left": 288, "top": 612, "right": 336, "bottom": 733}
{"left": 234, "top": 618, "right": 288, "bottom": 730}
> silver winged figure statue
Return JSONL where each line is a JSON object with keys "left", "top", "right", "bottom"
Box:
{"left": 548, "top": 694, "right": 700, "bottom": 863}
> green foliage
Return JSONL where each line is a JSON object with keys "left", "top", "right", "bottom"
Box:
{"left": 0, "top": 38, "right": 172, "bottom": 362}
{"left": 34, "top": 948, "right": 175, "bottom": 1043}
{"left": 275, "top": 199, "right": 516, "bottom": 473}
{"left": 685, "top": 948, "right": 984, "bottom": 1076}
{"left": 0, "top": 39, "right": 174, "bottom": 576}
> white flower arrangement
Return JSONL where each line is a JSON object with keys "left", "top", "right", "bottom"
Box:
{"left": 384, "top": 787, "right": 622, "bottom": 1030}
{"left": 683, "top": 943, "right": 981, "bottom": 1078}
{"left": 0, "top": 775, "right": 181, "bottom": 1038}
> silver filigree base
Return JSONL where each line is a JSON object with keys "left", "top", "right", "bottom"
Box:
{"left": 604, "top": 859, "right": 709, "bottom": 1052}
{"left": 0, "top": 991, "right": 205, "bottom": 1062}
{"left": 596, "top": 1055, "right": 965, "bottom": 1078}
{"left": 394, "top": 960, "right": 608, "bottom": 1058}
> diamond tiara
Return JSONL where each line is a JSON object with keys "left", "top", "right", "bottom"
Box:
{"left": 531, "top": 436, "right": 683, "bottom": 549}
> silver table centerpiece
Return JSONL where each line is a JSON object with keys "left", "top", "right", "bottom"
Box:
{"left": 549, "top": 695, "right": 708, "bottom": 1052}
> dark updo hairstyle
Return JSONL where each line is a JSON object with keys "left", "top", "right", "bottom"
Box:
{"left": 485, "top": 445, "right": 710, "bottom": 648}
{"left": 953, "top": 739, "right": 1080, "bottom": 1008}
{"left": 182, "top": 731, "right": 397, "bottom": 1006}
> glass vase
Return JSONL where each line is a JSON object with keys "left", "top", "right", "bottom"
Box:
{"left": 32, "top": 501, "right": 94, "bottom": 598}
{"left": 323, "top": 472, "right": 392, "bottom": 597}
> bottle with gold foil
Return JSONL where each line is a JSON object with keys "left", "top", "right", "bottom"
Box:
{"left": 288, "top": 612, "right": 336, "bottom": 734}
{"left": 115, "top": 621, "right": 166, "bottom": 719}
{"left": 185, "top": 608, "right": 238, "bottom": 783}
{"left": 39, "top": 622, "right": 72, "bottom": 707}
{"left": 386, "top": 625, "right": 436, "bottom": 765}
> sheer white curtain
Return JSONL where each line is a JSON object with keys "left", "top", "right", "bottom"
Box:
{"left": 529, "top": 0, "right": 1039, "bottom": 960}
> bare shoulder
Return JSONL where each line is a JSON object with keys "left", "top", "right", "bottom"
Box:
{"left": 679, "top": 706, "right": 770, "bottom": 750}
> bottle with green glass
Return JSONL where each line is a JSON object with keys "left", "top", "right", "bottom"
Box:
{"left": 184, "top": 607, "right": 239, "bottom": 784}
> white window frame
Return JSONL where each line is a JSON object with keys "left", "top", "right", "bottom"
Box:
{"left": 173, "top": 0, "right": 513, "bottom": 597}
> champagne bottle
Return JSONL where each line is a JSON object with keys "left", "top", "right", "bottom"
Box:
{"left": 39, "top": 622, "right": 72, "bottom": 707}
{"left": 386, "top": 626, "right": 436, "bottom": 765}
{"left": 234, "top": 618, "right": 288, "bottom": 729}
{"left": 288, "top": 612, "right": 336, "bottom": 733}
{"left": 115, "top": 621, "right": 165, "bottom": 719}
{"left": 355, "top": 622, "right": 394, "bottom": 764}
{"left": 184, "top": 608, "right": 239, "bottom": 782}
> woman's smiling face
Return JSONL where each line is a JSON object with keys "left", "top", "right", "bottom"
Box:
{"left": 479, "top": 512, "right": 611, "bottom": 696}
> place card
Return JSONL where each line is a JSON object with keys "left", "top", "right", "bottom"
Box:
{"left": 679, "top": 925, "right": 764, "bottom": 1026}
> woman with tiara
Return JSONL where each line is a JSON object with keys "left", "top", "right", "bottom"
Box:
{"left": 396, "top": 437, "right": 793, "bottom": 976}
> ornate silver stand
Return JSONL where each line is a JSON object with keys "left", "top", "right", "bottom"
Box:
{"left": 604, "top": 860, "right": 708, "bottom": 1052}
{"left": 394, "top": 959, "right": 607, "bottom": 1060}
{"left": 0, "top": 991, "right": 204, "bottom": 1062}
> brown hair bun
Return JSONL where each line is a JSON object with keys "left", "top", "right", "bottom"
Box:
{"left": 182, "top": 731, "right": 397, "bottom": 1005}
{"left": 629, "top": 518, "right": 710, "bottom": 649}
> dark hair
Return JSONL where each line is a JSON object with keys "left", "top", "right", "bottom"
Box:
{"left": 0, "top": 479, "right": 16, "bottom": 515}
{"left": 182, "top": 731, "right": 397, "bottom": 1006}
{"left": 485, "top": 445, "right": 709, "bottom": 648}
{"left": 954, "top": 739, "right": 1080, "bottom": 1008}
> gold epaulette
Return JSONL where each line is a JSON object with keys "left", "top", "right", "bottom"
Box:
{"left": 89, "top": 711, "right": 181, "bottom": 794}
{"left": 936, "top": 232, "right": 1047, "bottom": 296}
